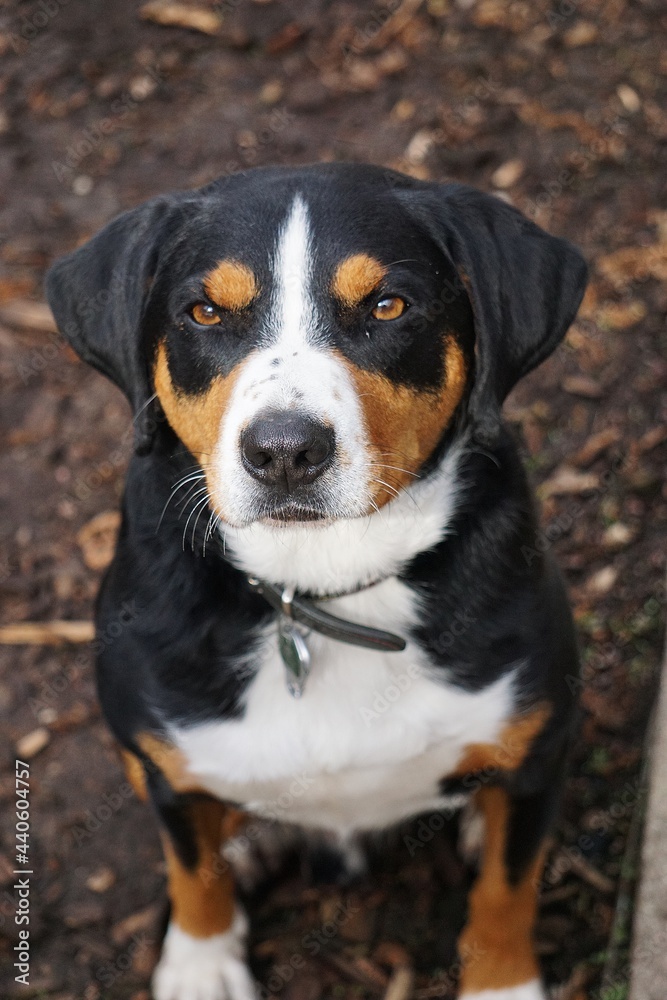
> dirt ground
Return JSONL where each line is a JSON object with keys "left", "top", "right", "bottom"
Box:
{"left": 0, "top": 1, "right": 665, "bottom": 998}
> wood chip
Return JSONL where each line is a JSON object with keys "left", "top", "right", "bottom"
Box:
{"left": 384, "top": 967, "right": 414, "bottom": 1000}
{"left": 563, "top": 21, "right": 599, "bottom": 47}
{"left": 637, "top": 424, "right": 667, "bottom": 453}
{"left": 139, "top": 1, "right": 223, "bottom": 35}
{"left": 571, "top": 427, "right": 622, "bottom": 467}
{"left": 0, "top": 299, "right": 57, "bottom": 332}
{"left": 491, "top": 158, "right": 524, "bottom": 189}
{"left": 86, "top": 866, "right": 116, "bottom": 893}
{"left": 602, "top": 522, "right": 635, "bottom": 549}
{"left": 0, "top": 621, "right": 94, "bottom": 645}
{"left": 365, "top": 0, "right": 424, "bottom": 51}
{"left": 538, "top": 467, "right": 599, "bottom": 499}
{"left": 586, "top": 565, "right": 618, "bottom": 596}
{"left": 111, "top": 903, "right": 162, "bottom": 946}
{"left": 16, "top": 727, "right": 50, "bottom": 759}
{"left": 617, "top": 84, "right": 641, "bottom": 113}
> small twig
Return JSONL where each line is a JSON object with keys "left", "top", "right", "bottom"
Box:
{"left": 0, "top": 621, "right": 94, "bottom": 645}
{"left": 566, "top": 851, "right": 616, "bottom": 895}
{"left": 384, "top": 966, "right": 415, "bottom": 1000}
{"left": 552, "top": 962, "right": 591, "bottom": 1000}
{"left": 318, "top": 950, "right": 386, "bottom": 992}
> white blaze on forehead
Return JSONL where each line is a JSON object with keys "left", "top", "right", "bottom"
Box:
{"left": 210, "top": 192, "right": 373, "bottom": 528}
{"left": 271, "top": 193, "right": 316, "bottom": 349}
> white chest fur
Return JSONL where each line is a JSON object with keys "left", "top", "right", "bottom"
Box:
{"left": 170, "top": 578, "right": 516, "bottom": 836}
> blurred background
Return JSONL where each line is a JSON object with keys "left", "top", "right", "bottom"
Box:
{"left": 0, "top": 1, "right": 665, "bottom": 998}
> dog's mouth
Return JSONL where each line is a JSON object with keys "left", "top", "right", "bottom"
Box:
{"left": 259, "top": 502, "right": 329, "bottom": 526}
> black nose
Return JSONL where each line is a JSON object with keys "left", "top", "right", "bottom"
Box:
{"left": 241, "top": 411, "right": 335, "bottom": 491}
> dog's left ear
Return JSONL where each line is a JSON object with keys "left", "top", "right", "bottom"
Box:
{"left": 405, "top": 184, "right": 588, "bottom": 444}
{"left": 45, "top": 194, "right": 190, "bottom": 454}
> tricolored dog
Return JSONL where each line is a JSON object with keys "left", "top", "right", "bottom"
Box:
{"left": 47, "top": 163, "right": 587, "bottom": 1000}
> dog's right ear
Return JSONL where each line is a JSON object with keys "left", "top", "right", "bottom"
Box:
{"left": 45, "top": 195, "right": 187, "bottom": 454}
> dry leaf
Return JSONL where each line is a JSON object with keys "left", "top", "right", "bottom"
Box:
{"left": 562, "top": 375, "right": 604, "bottom": 399}
{"left": 77, "top": 510, "right": 121, "bottom": 571}
{"left": 571, "top": 427, "right": 621, "bottom": 467}
{"left": 519, "top": 103, "right": 623, "bottom": 157}
{"left": 596, "top": 299, "right": 647, "bottom": 329}
{"left": 139, "top": 2, "right": 222, "bottom": 35}
{"left": 597, "top": 244, "right": 667, "bottom": 289}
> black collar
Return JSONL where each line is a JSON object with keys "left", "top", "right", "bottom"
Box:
{"left": 247, "top": 577, "right": 406, "bottom": 653}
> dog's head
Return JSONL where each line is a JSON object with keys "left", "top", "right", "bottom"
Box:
{"left": 46, "top": 164, "right": 586, "bottom": 528}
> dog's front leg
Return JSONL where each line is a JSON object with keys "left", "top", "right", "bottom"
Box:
{"left": 122, "top": 749, "right": 255, "bottom": 1000}
{"left": 457, "top": 785, "right": 548, "bottom": 1000}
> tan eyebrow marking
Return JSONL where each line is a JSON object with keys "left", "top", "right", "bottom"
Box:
{"left": 331, "top": 253, "right": 387, "bottom": 307}
{"left": 203, "top": 259, "right": 258, "bottom": 312}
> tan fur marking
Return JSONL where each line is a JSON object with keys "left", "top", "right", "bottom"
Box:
{"left": 341, "top": 337, "right": 467, "bottom": 506}
{"left": 153, "top": 342, "right": 244, "bottom": 465}
{"left": 452, "top": 703, "right": 551, "bottom": 778}
{"left": 332, "top": 254, "right": 387, "bottom": 307}
{"left": 135, "top": 731, "right": 203, "bottom": 794}
{"left": 204, "top": 259, "right": 258, "bottom": 312}
{"left": 120, "top": 748, "right": 148, "bottom": 802}
{"left": 458, "top": 786, "right": 546, "bottom": 991}
{"left": 162, "top": 798, "right": 236, "bottom": 938}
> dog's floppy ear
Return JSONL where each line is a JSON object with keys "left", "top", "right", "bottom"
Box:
{"left": 407, "top": 184, "right": 588, "bottom": 444}
{"left": 45, "top": 195, "right": 187, "bottom": 454}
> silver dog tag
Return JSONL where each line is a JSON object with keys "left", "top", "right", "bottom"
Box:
{"left": 278, "top": 616, "right": 311, "bottom": 698}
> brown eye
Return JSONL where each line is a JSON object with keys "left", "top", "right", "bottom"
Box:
{"left": 371, "top": 296, "right": 406, "bottom": 321}
{"left": 190, "top": 303, "right": 221, "bottom": 326}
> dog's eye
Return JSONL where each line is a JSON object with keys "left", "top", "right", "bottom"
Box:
{"left": 190, "top": 303, "right": 221, "bottom": 326}
{"left": 371, "top": 296, "right": 406, "bottom": 321}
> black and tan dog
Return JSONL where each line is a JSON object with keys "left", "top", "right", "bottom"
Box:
{"left": 47, "top": 164, "right": 587, "bottom": 1000}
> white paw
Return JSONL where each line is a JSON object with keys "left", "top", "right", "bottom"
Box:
{"left": 460, "top": 980, "right": 546, "bottom": 1000}
{"left": 152, "top": 911, "right": 256, "bottom": 1000}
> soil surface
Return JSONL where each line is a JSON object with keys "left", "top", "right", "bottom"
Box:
{"left": 0, "top": 1, "right": 665, "bottom": 999}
